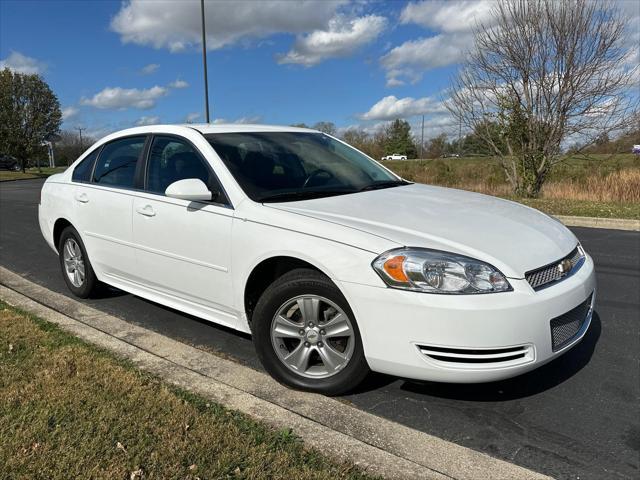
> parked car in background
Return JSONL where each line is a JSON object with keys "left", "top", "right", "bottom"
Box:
{"left": 381, "top": 153, "right": 407, "bottom": 161}
{"left": 0, "top": 154, "right": 20, "bottom": 171}
{"left": 38, "top": 124, "right": 596, "bottom": 395}
{"left": 633, "top": 144, "right": 640, "bottom": 155}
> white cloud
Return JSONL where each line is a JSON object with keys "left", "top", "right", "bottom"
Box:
{"left": 337, "top": 121, "right": 388, "bottom": 137}
{"left": 140, "top": 63, "right": 159, "bottom": 75}
{"left": 359, "top": 95, "right": 447, "bottom": 120}
{"left": 111, "top": 0, "right": 346, "bottom": 52}
{"left": 411, "top": 115, "right": 458, "bottom": 139}
{"left": 379, "top": 1, "right": 495, "bottom": 86}
{"left": 169, "top": 79, "right": 189, "bottom": 89}
{"left": 61, "top": 106, "right": 79, "bottom": 121}
{"left": 184, "top": 112, "right": 201, "bottom": 123}
{"left": 80, "top": 85, "right": 168, "bottom": 110}
{"left": 400, "top": 0, "right": 495, "bottom": 33}
{"left": 381, "top": 34, "right": 472, "bottom": 86}
{"left": 135, "top": 115, "right": 161, "bottom": 126}
{"left": 0, "top": 51, "right": 46, "bottom": 75}
{"left": 278, "top": 15, "right": 386, "bottom": 66}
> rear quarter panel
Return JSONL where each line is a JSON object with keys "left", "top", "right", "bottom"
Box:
{"left": 39, "top": 176, "right": 76, "bottom": 253}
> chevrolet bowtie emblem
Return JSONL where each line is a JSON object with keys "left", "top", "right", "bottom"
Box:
{"left": 558, "top": 259, "right": 573, "bottom": 274}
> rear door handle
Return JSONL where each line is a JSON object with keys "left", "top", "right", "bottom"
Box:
{"left": 75, "top": 193, "right": 89, "bottom": 203}
{"left": 136, "top": 205, "right": 156, "bottom": 217}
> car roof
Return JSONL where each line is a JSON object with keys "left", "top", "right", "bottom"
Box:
{"left": 188, "top": 123, "right": 318, "bottom": 134}
{"left": 101, "top": 123, "right": 319, "bottom": 139}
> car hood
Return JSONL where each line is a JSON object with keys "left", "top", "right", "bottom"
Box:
{"left": 267, "top": 184, "right": 577, "bottom": 278}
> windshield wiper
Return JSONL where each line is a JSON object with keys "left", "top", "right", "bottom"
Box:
{"left": 358, "top": 180, "right": 411, "bottom": 192}
{"left": 258, "top": 189, "right": 356, "bottom": 203}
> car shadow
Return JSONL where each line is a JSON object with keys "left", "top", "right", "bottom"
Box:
{"left": 349, "top": 371, "right": 399, "bottom": 394}
{"left": 89, "top": 283, "right": 128, "bottom": 299}
{"left": 396, "top": 311, "right": 602, "bottom": 401}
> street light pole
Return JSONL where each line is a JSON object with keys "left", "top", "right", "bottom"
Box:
{"left": 77, "top": 127, "right": 85, "bottom": 151}
{"left": 200, "top": 0, "right": 210, "bottom": 123}
{"left": 420, "top": 115, "right": 424, "bottom": 160}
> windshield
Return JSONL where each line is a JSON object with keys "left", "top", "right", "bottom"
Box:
{"left": 205, "top": 132, "right": 407, "bottom": 202}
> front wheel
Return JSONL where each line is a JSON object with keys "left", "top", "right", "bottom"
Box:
{"left": 252, "top": 268, "right": 370, "bottom": 395}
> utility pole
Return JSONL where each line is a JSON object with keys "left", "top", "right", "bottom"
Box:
{"left": 76, "top": 127, "right": 85, "bottom": 151}
{"left": 200, "top": 0, "right": 210, "bottom": 123}
{"left": 458, "top": 118, "right": 462, "bottom": 157}
{"left": 420, "top": 115, "right": 425, "bottom": 160}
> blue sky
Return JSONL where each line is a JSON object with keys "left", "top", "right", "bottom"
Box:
{"left": 1, "top": 0, "right": 638, "bottom": 141}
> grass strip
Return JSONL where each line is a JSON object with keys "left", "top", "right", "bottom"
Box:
{"left": 0, "top": 167, "right": 67, "bottom": 182}
{"left": 0, "top": 301, "right": 376, "bottom": 480}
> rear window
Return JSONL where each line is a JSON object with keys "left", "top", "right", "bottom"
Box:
{"left": 72, "top": 149, "right": 99, "bottom": 183}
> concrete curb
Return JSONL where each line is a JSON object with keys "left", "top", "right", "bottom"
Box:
{"left": 0, "top": 266, "right": 551, "bottom": 480}
{"left": 556, "top": 215, "right": 639, "bottom": 231}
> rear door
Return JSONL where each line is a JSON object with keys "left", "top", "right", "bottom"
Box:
{"left": 131, "top": 134, "right": 236, "bottom": 328}
{"left": 73, "top": 135, "right": 147, "bottom": 280}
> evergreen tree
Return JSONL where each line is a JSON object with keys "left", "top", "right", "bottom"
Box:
{"left": 384, "top": 119, "right": 417, "bottom": 158}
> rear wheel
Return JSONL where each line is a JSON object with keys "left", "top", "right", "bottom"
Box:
{"left": 252, "top": 268, "right": 369, "bottom": 395}
{"left": 58, "top": 226, "right": 99, "bottom": 298}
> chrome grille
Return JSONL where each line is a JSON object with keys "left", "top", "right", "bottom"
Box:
{"left": 525, "top": 246, "right": 584, "bottom": 290}
{"left": 550, "top": 293, "right": 593, "bottom": 352}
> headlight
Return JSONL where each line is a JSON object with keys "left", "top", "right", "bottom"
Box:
{"left": 372, "top": 248, "right": 512, "bottom": 294}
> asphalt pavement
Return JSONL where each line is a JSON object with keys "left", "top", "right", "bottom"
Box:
{"left": 1, "top": 178, "right": 638, "bottom": 479}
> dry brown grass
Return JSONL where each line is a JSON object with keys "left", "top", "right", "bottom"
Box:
{"left": 381, "top": 155, "right": 640, "bottom": 218}
{"left": 0, "top": 303, "right": 375, "bottom": 480}
{"left": 441, "top": 168, "right": 640, "bottom": 203}
{"left": 542, "top": 169, "right": 640, "bottom": 203}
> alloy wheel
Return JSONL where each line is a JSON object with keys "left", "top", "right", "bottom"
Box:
{"left": 270, "top": 295, "right": 355, "bottom": 379}
{"left": 63, "top": 238, "right": 85, "bottom": 287}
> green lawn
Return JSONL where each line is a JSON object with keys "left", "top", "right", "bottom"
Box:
{"left": 0, "top": 302, "right": 375, "bottom": 480}
{"left": 0, "top": 167, "right": 67, "bottom": 182}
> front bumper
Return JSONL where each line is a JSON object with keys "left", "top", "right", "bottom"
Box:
{"left": 341, "top": 254, "right": 596, "bottom": 383}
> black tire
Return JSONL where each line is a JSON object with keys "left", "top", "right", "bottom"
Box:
{"left": 252, "top": 268, "right": 370, "bottom": 395}
{"left": 58, "top": 226, "right": 99, "bottom": 298}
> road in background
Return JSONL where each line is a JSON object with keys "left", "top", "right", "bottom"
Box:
{"left": 1, "top": 179, "right": 638, "bottom": 479}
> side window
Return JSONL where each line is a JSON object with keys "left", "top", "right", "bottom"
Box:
{"left": 71, "top": 148, "right": 99, "bottom": 183}
{"left": 92, "top": 136, "right": 145, "bottom": 188}
{"left": 146, "top": 136, "right": 223, "bottom": 202}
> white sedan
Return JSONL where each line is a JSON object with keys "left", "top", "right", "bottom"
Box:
{"left": 38, "top": 124, "right": 596, "bottom": 395}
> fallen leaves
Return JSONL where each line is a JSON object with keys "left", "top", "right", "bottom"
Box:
{"left": 130, "top": 468, "right": 143, "bottom": 479}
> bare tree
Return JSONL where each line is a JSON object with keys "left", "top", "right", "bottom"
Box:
{"left": 55, "top": 130, "right": 96, "bottom": 166}
{"left": 312, "top": 121, "right": 337, "bottom": 136}
{"left": 447, "top": 0, "right": 638, "bottom": 197}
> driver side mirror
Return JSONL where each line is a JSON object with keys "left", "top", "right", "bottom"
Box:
{"left": 165, "top": 178, "right": 212, "bottom": 202}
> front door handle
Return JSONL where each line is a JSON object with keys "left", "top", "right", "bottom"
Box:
{"left": 75, "top": 192, "right": 89, "bottom": 203}
{"left": 136, "top": 205, "right": 156, "bottom": 217}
